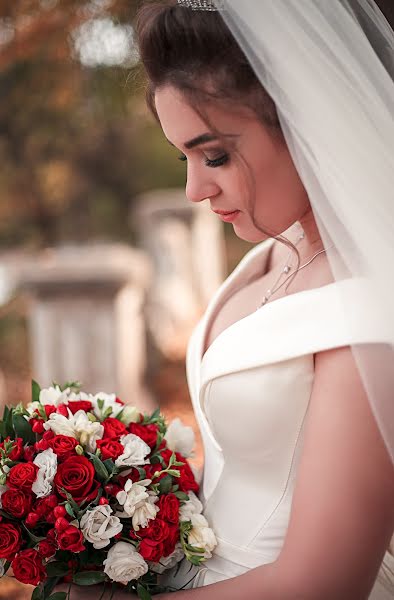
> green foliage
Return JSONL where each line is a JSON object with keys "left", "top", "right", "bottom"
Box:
{"left": 73, "top": 571, "right": 107, "bottom": 585}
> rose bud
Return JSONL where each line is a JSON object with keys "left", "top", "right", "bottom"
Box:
{"left": 55, "top": 517, "right": 70, "bottom": 532}
{"left": 25, "top": 512, "right": 39, "bottom": 528}
{"left": 31, "top": 419, "right": 45, "bottom": 434}
{"left": 99, "top": 497, "right": 109, "bottom": 505}
{"left": 53, "top": 506, "right": 67, "bottom": 519}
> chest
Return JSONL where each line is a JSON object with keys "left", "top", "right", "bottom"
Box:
{"left": 202, "top": 243, "right": 334, "bottom": 357}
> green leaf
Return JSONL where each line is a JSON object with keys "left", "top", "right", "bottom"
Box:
{"left": 158, "top": 475, "right": 172, "bottom": 494}
{"left": 73, "top": 571, "right": 106, "bottom": 586}
{"left": 31, "top": 585, "right": 44, "bottom": 600}
{"left": 47, "top": 594, "right": 68, "bottom": 600}
{"left": 64, "top": 502, "right": 76, "bottom": 519}
{"left": 45, "top": 562, "right": 70, "bottom": 578}
{"left": 12, "top": 414, "right": 35, "bottom": 444}
{"left": 185, "top": 544, "right": 205, "bottom": 554}
{"left": 174, "top": 491, "right": 189, "bottom": 502}
{"left": 188, "top": 555, "right": 203, "bottom": 566}
{"left": 137, "top": 583, "right": 152, "bottom": 600}
{"left": 22, "top": 524, "right": 46, "bottom": 544}
{"left": 87, "top": 452, "right": 110, "bottom": 482}
{"left": 103, "top": 459, "right": 115, "bottom": 473}
{"left": 32, "top": 380, "right": 41, "bottom": 403}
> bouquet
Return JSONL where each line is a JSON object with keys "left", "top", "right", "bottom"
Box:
{"left": 0, "top": 381, "right": 216, "bottom": 599}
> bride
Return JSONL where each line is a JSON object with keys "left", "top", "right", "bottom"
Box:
{"left": 59, "top": 0, "right": 394, "bottom": 598}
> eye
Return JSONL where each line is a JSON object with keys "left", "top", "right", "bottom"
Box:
{"left": 205, "top": 153, "right": 230, "bottom": 168}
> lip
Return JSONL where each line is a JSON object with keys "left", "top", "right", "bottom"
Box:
{"left": 213, "top": 209, "right": 241, "bottom": 223}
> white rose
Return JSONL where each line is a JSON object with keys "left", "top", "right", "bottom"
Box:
{"left": 115, "top": 434, "right": 150, "bottom": 468}
{"left": 0, "top": 484, "right": 7, "bottom": 509}
{"left": 131, "top": 495, "right": 159, "bottom": 531}
{"left": 179, "top": 491, "right": 203, "bottom": 522}
{"left": 149, "top": 544, "right": 184, "bottom": 573}
{"left": 118, "top": 405, "right": 140, "bottom": 426}
{"left": 188, "top": 514, "right": 217, "bottom": 559}
{"left": 116, "top": 479, "right": 159, "bottom": 530}
{"left": 164, "top": 418, "right": 195, "bottom": 458}
{"left": 32, "top": 448, "right": 58, "bottom": 498}
{"left": 91, "top": 393, "right": 123, "bottom": 419}
{"left": 103, "top": 541, "right": 148, "bottom": 584}
{"left": 43, "top": 411, "right": 76, "bottom": 438}
{"left": 73, "top": 410, "right": 104, "bottom": 452}
{"left": 0, "top": 558, "right": 6, "bottom": 577}
{"left": 80, "top": 505, "right": 123, "bottom": 549}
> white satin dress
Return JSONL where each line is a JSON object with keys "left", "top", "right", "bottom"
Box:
{"left": 163, "top": 238, "right": 394, "bottom": 598}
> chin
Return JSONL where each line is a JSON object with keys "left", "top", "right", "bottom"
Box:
{"left": 233, "top": 226, "right": 269, "bottom": 244}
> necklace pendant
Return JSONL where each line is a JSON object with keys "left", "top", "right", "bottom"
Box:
{"left": 283, "top": 265, "right": 291, "bottom": 274}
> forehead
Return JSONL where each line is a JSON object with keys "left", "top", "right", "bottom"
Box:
{"left": 154, "top": 85, "right": 253, "bottom": 147}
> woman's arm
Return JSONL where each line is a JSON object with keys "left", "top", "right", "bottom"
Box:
{"left": 57, "top": 344, "right": 394, "bottom": 599}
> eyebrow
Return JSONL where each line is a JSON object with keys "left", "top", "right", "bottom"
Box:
{"left": 167, "top": 132, "right": 239, "bottom": 150}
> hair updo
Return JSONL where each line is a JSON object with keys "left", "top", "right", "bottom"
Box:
{"left": 134, "top": 1, "right": 280, "bottom": 130}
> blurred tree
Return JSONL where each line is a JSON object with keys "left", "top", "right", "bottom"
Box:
{"left": 0, "top": 0, "right": 185, "bottom": 248}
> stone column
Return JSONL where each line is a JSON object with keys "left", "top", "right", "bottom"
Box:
{"left": 20, "top": 244, "right": 155, "bottom": 411}
{"left": 132, "top": 189, "right": 226, "bottom": 359}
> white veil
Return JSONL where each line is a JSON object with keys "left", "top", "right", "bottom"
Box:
{"left": 216, "top": 0, "right": 394, "bottom": 462}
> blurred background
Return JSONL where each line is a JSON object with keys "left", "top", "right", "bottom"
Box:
{"left": 0, "top": 1, "right": 253, "bottom": 596}
{"left": 1, "top": 0, "right": 393, "bottom": 598}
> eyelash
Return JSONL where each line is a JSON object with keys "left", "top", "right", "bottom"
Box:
{"left": 178, "top": 153, "right": 230, "bottom": 168}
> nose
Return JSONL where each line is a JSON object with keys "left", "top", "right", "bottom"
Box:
{"left": 185, "top": 163, "right": 221, "bottom": 204}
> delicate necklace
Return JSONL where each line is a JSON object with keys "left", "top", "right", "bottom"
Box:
{"left": 259, "top": 233, "right": 334, "bottom": 308}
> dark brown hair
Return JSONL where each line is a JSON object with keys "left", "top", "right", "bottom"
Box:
{"left": 134, "top": 1, "right": 301, "bottom": 266}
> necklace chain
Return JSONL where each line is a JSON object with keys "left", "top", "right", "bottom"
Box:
{"left": 259, "top": 232, "right": 334, "bottom": 308}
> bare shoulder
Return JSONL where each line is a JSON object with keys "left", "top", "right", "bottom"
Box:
{"left": 277, "top": 344, "right": 394, "bottom": 597}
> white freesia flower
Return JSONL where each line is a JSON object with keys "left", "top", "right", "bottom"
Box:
{"left": 26, "top": 385, "right": 70, "bottom": 417}
{"left": 32, "top": 448, "right": 58, "bottom": 498}
{"left": 91, "top": 393, "right": 123, "bottom": 419}
{"left": 43, "top": 411, "right": 76, "bottom": 438}
{"left": 118, "top": 405, "right": 140, "bottom": 426}
{"left": 0, "top": 484, "right": 7, "bottom": 509}
{"left": 115, "top": 434, "right": 150, "bottom": 468}
{"left": 116, "top": 479, "right": 159, "bottom": 530}
{"left": 80, "top": 504, "right": 123, "bottom": 549}
{"left": 43, "top": 409, "right": 104, "bottom": 451}
{"left": 40, "top": 385, "right": 70, "bottom": 406}
{"left": 149, "top": 544, "right": 184, "bottom": 573}
{"left": 188, "top": 514, "right": 217, "bottom": 559}
{"left": 103, "top": 541, "right": 148, "bottom": 584}
{"left": 164, "top": 418, "right": 195, "bottom": 458}
{"left": 73, "top": 410, "right": 104, "bottom": 452}
{"left": 179, "top": 491, "right": 203, "bottom": 522}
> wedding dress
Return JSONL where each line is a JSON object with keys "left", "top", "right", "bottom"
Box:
{"left": 162, "top": 237, "right": 394, "bottom": 598}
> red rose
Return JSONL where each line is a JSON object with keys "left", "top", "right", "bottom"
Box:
{"left": 163, "top": 524, "right": 180, "bottom": 557}
{"left": 57, "top": 525, "right": 85, "bottom": 553}
{"left": 12, "top": 549, "right": 46, "bottom": 586}
{"left": 139, "top": 518, "right": 169, "bottom": 542}
{"left": 30, "top": 418, "right": 45, "bottom": 434}
{"left": 158, "top": 494, "right": 180, "bottom": 524}
{"left": 23, "top": 446, "right": 35, "bottom": 462}
{"left": 8, "top": 462, "right": 38, "bottom": 491}
{"left": 37, "top": 540, "right": 56, "bottom": 558}
{"left": 176, "top": 458, "right": 199, "bottom": 493}
{"left": 48, "top": 435, "right": 79, "bottom": 461}
{"left": 0, "top": 437, "right": 23, "bottom": 461}
{"left": 129, "top": 423, "right": 159, "bottom": 449}
{"left": 0, "top": 523, "right": 21, "bottom": 560}
{"left": 54, "top": 455, "right": 99, "bottom": 505}
{"left": 2, "top": 489, "right": 32, "bottom": 518}
{"left": 139, "top": 538, "right": 164, "bottom": 563}
{"left": 44, "top": 405, "right": 57, "bottom": 418}
{"left": 34, "top": 494, "right": 58, "bottom": 519}
{"left": 96, "top": 438, "right": 124, "bottom": 461}
{"left": 56, "top": 404, "right": 69, "bottom": 417}
{"left": 66, "top": 400, "right": 93, "bottom": 414}
{"left": 102, "top": 417, "right": 127, "bottom": 440}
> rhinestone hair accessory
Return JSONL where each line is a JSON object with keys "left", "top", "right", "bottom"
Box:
{"left": 177, "top": 0, "right": 224, "bottom": 11}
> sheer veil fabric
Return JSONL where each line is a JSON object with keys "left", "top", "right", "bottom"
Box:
{"left": 217, "top": 0, "right": 394, "bottom": 463}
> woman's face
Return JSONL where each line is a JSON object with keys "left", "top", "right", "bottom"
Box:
{"left": 155, "top": 85, "right": 311, "bottom": 243}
